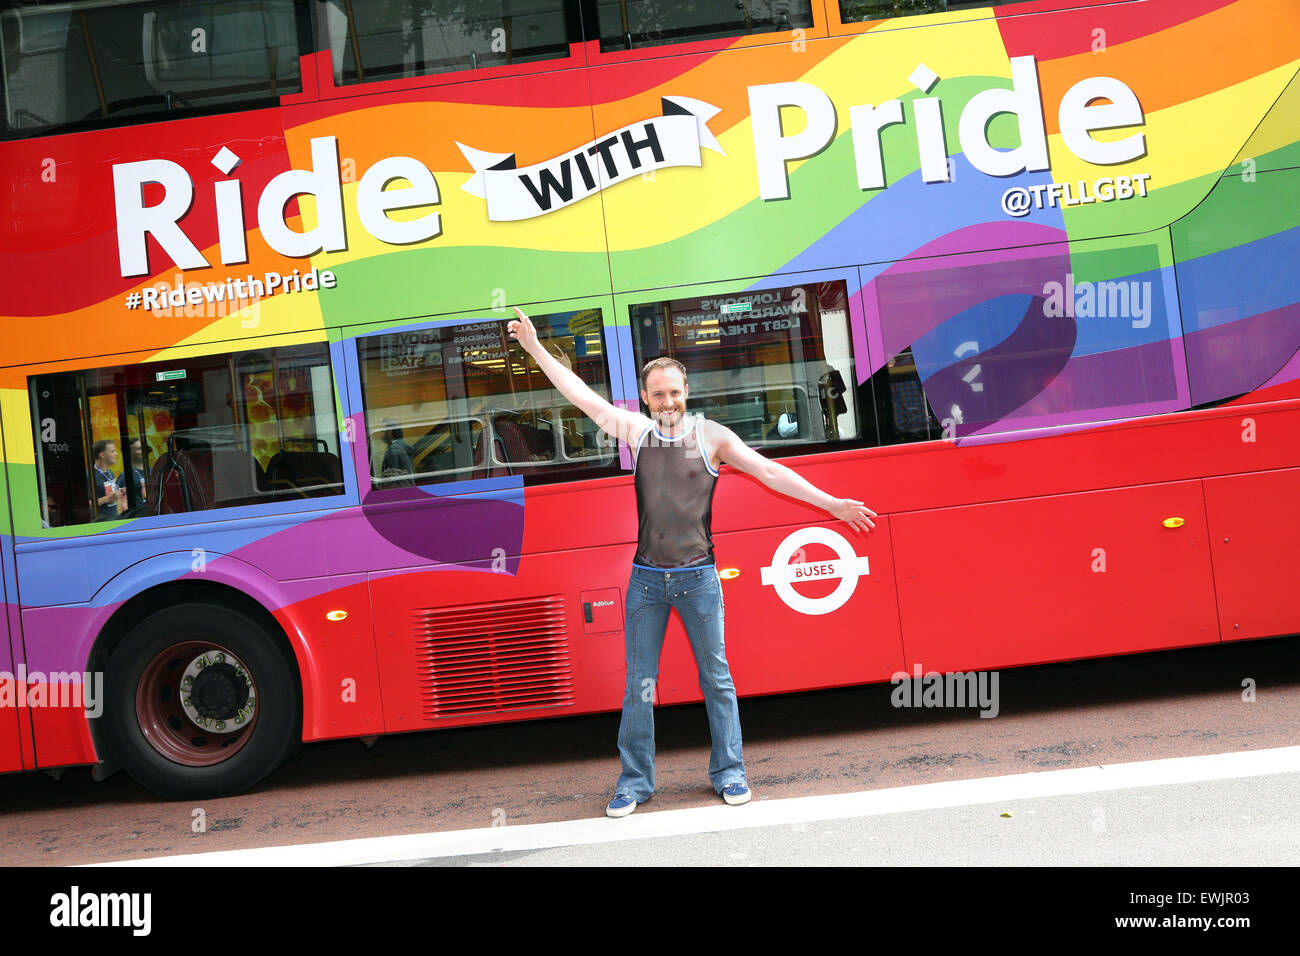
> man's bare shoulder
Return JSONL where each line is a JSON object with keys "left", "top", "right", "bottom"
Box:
{"left": 699, "top": 417, "right": 740, "bottom": 448}
{"left": 698, "top": 417, "right": 747, "bottom": 466}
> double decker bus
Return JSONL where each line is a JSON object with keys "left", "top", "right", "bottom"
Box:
{"left": 1, "top": 0, "right": 1296, "bottom": 799}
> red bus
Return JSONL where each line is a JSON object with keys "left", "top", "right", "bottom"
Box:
{"left": 1, "top": 0, "right": 1297, "bottom": 798}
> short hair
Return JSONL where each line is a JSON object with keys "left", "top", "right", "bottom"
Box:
{"left": 640, "top": 356, "right": 687, "bottom": 391}
{"left": 92, "top": 439, "right": 114, "bottom": 460}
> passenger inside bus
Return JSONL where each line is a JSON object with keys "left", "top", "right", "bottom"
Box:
{"left": 378, "top": 419, "right": 417, "bottom": 486}
{"left": 30, "top": 342, "right": 344, "bottom": 527}
{"left": 90, "top": 439, "right": 125, "bottom": 520}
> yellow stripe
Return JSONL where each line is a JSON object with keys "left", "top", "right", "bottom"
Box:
{"left": 2, "top": 388, "right": 36, "bottom": 466}
{"left": 145, "top": 274, "right": 328, "bottom": 358}
{"left": 305, "top": 176, "right": 613, "bottom": 268}
{"left": 145, "top": 324, "right": 328, "bottom": 362}
{"left": 1047, "top": 59, "right": 1300, "bottom": 193}
{"left": 1232, "top": 67, "right": 1300, "bottom": 165}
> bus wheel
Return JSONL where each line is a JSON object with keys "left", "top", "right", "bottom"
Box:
{"left": 103, "top": 602, "right": 301, "bottom": 800}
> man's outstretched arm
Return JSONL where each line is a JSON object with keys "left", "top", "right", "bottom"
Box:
{"left": 704, "top": 421, "right": 877, "bottom": 533}
{"left": 507, "top": 307, "right": 649, "bottom": 446}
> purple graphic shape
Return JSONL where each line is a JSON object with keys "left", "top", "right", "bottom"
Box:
{"left": 20, "top": 570, "right": 385, "bottom": 674}
{"left": 359, "top": 486, "right": 524, "bottom": 569}
{"left": 919, "top": 295, "right": 1077, "bottom": 437}
{"left": 1184, "top": 301, "right": 1300, "bottom": 405}
{"left": 966, "top": 336, "right": 1183, "bottom": 436}
{"left": 867, "top": 224, "right": 1071, "bottom": 369}
{"left": 1260, "top": 342, "right": 1300, "bottom": 391}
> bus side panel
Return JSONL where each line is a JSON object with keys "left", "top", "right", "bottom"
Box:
{"left": 0, "top": 547, "right": 26, "bottom": 773}
{"left": 656, "top": 519, "right": 903, "bottom": 703}
{"left": 15, "top": 604, "right": 99, "bottom": 767}
{"left": 273, "top": 578, "right": 386, "bottom": 743}
{"left": 368, "top": 544, "right": 634, "bottom": 733}
{"left": 25, "top": 705, "right": 97, "bottom": 769}
{"left": 1204, "top": 467, "right": 1300, "bottom": 642}
{"left": 892, "top": 479, "right": 1220, "bottom": 672}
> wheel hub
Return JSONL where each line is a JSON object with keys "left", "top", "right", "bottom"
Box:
{"left": 188, "top": 661, "right": 250, "bottom": 720}
{"left": 178, "top": 650, "right": 257, "bottom": 733}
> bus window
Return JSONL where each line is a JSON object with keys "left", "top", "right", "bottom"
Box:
{"left": 596, "top": 0, "right": 814, "bottom": 52}
{"left": 357, "top": 310, "right": 620, "bottom": 487}
{"left": 837, "top": 0, "right": 1042, "bottom": 24}
{"left": 319, "top": 0, "right": 577, "bottom": 87}
{"left": 858, "top": 346, "right": 944, "bottom": 445}
{"left": 1, "top": 0, "right": 309, "bottom": 139}
{"left": 28, "top": 341, "right": 344, "bottom": 528}
{"left": 627, "top": 280, "right": 861, "bottom": 451}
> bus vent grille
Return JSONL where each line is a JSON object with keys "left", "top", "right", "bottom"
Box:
{"left": 413, "top": 595, "right": 575, "bottom": 718}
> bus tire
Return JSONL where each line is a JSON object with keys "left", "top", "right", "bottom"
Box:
{"left": 102, "top": 602, "right": 302, "bottom": 800}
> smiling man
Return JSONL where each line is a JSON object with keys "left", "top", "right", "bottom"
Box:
{"left": 508, "top": 306, "right": 875, "bottom": 817}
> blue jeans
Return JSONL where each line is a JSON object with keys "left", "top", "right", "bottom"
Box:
{"left": 615, "top": 564, "right": 746, "bottom": 801}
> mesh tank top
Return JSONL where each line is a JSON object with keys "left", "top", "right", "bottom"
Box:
{"left": 632, "top": 415, "right": 720, "bottom": 568}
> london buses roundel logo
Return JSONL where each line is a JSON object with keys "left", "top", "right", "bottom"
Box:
{"left": 760, "top": 527, "right": 870, "bottom": 616}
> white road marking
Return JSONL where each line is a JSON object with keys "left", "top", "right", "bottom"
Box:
{"left": 91, "top": 746, "right": 1300, "bottom": 867}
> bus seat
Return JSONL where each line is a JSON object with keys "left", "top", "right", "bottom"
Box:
{"left": 144, "top": 451, "right": 212, "bottom": 515}
{"left": 493, "top": 417, "right": 554, "bottom": 465}
{"left": 469, "top": 427, "right": 509, "bottom": 480}
{"left": 266, "top": 450, "right": 343, "bottom": 497}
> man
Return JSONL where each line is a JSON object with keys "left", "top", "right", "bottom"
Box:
{"left": 378, "top": 418, "right": 417, "bottom": 485}
{"left": 116, "top": 438, "right": 148, "bottom": 508}
{"left": 90, "top": 439, "right": 124, "bottom": 520}
{"left": 507, "top": 306, "right": 876, "bottom": 818}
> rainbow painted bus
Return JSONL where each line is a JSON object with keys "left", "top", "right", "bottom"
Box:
{"left": 1, "top": 0, "right": 1296, "bottom": 799}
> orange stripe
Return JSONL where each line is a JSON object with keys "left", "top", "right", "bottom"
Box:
{"left": 291, "top": 37, "right": 850, "bottom": 172}
{"left": 0, "top": 220, "right": 301, "bottom": 379}
{"left": 1038, "top": 0, "right": 1300, "bottom": 135}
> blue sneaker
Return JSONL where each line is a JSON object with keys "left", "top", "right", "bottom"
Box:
{"left": 606, "top": 793, "right": 638, "bottom": 818}
{"left": 721, "top": 783, "right": 751, "bottom": 806}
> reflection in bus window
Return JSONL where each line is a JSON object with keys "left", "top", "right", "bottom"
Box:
{"left": 320, "top": 0, "right": 576, "bottom": 86}
{"left": 28, "top": 342, "right": 343, "bottom": 528}
{"left": 856, "top": 347, "right": 944, "bottom": 445}
{"left": 357, "top": 310, "right": 619, "bottom": 487}
{"left": 627, "top": 281, "right": 861, "bottom": 451}
{"left": 838, "top": 0, "right": 1037, "bottom": 23}
{"left": 597, "top": 0, "right": 813, "bottom": 52}
{"left": 1, "top": 0, "right": 308, "bottom": 138}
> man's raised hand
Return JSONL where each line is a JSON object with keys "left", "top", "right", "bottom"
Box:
{"left": 507, "top": 306, "right": 539, "bottom": 353}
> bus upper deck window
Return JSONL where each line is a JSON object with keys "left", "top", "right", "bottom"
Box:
{"left": 837, "top": 1, "right": 1036, "bottom": 24}
{"left": 597, "top": 0, "right": 815, "bottom": 53}
{"left": 322, "top": 0, "right": 576, "bottom": 87}
{"left": 1, "top": 0, "right": 309, "bottom": 139}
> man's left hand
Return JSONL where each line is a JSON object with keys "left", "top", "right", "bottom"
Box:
{"left": 829, "top": 498, "right": 876, "bottom": 533}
